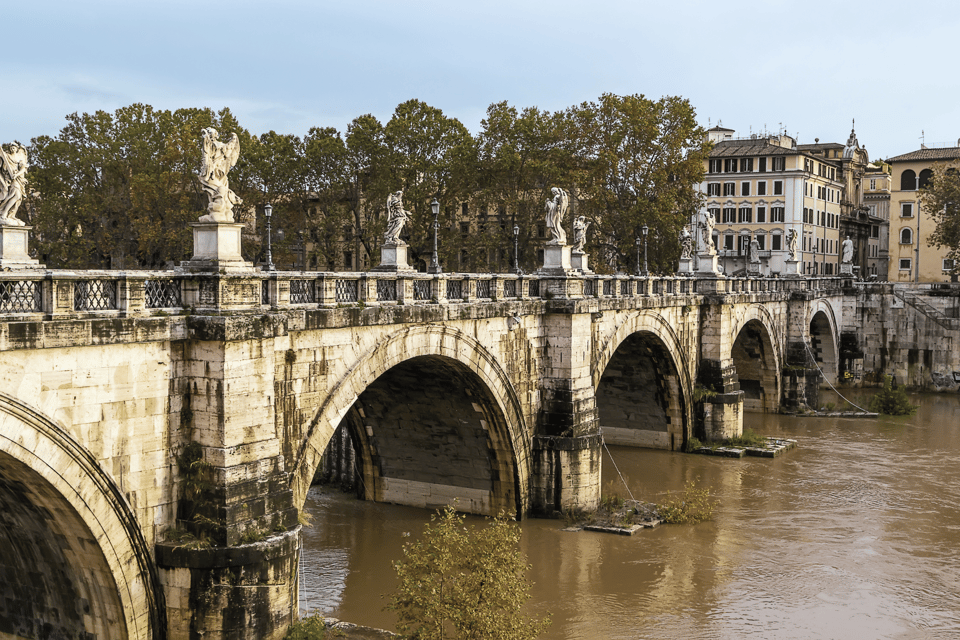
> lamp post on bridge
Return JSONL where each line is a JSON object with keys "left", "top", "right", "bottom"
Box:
{"left": 263, "top": 203, "right": 275, "bottom": 271}
{"left": 635, "top": 235, "right": 642, "bottom": 276}
{"left": 428, "top": 198, "right": 442, "bottom": 274}
{"left": 642, "top": 223, "right": 649, "bottom": 276}
{"left": 513, "top": 224, "right": 522, "bottom": 275}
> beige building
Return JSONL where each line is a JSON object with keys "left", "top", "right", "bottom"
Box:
{"left": 698, "top": 126, "right": 844, "bottom": 276}
{"left": 884, "top": 146, "right": 960, "bottom": 282}
{"left": 862, "top": 161, "right": 892, "bottom": 277}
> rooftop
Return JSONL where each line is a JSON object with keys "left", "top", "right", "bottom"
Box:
{"left": 886, "top": 147, "right": 960, "bottom": 163}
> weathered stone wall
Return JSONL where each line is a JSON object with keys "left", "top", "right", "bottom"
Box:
{"left": 847, "top": 285, "right": 960, "bottom": 390}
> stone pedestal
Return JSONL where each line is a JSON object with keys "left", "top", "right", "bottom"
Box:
{"left": 179, "top": 222, "right": 254, "bottom": 273}
{"left": 373, "top": 243, "right": 415, "bottom": 272}
{"left": 678, "top": 257, "right": 693, "bottom": 274}
{"left": 571, "top": 251, "right": 592, "bottom": 273}
{"left": 0, "top": 226, "right": 43, "bottom": 269}
{"left": 696, "top": 252, "right": 720, "bottom": 275}
{"left": 530, "top": 434, "right": 601, "bottom": 515}
{"left": 747, "top": 260, "right": 761, "bottom": 277}
{"left": 538, "top": 244, "right": 572, "bottom": 274}
{"left": 784, "top": 259, "right": 802, "bottom": 277}
{"left": 840, "top": 262, "right": 853, "bottom": 275}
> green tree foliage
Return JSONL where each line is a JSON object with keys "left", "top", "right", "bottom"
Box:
{"left": 28, "top": 104, "right": 253, "bottom": 268}
{"left": 919, "top": 162, "right": 960, "bottom": 272}
{"left": 387, "top": 506, "right": 549, "bottom": 640}
{"left": 568, "top": 94, "right": 709, "bottom": 273}
{"left": 868, "top": 375, "right": 918, "bottom": 416}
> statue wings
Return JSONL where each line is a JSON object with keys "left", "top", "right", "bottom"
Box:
{"left": 224, "top": 133, "right": 240, "bottom": 170}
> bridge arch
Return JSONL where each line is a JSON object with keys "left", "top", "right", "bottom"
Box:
{"left": 291, "top": 325, "right": 530, "bottom": 517}
{"left": 593, "top": 311, "right": 693, "bottom": 451}
{"left": 730, "top": 304, "right": 783, "bottom": 412}
{"left": 0, "top": 392, "right": 164, "bottom": 640}
{"left": 808, "top": 299, "right": 840, "bottom": 384}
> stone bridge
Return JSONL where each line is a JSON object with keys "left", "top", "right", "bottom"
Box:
{"left": 0, "top": 268, "right": 848, "bottom": 640}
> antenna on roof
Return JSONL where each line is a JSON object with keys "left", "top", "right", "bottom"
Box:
{"left": 921, "top": 130, "right": 926, "bottom": 149}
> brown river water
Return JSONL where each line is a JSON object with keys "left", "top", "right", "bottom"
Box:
{"left": 300, "top": 391, "right": 960, "bottom": 639}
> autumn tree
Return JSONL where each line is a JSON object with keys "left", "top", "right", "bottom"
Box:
{"left": 27, "top": 104, "right": 254, "bottom": 268}
{"left": 387, "top": 506, "right": 549, "bottom": 640}
{"left": 565, "top": 94, "right": 709, "bottom": 273}
{"left": 919, "top": 163, "right": 960, "bottom": 273}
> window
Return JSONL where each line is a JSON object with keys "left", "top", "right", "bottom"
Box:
{"left": 900, "top": 227, "right": 913, "bottom": 244}
{"left": 708, "top": 207, "right": 720, "bottom": 223}
{"left": 772, "top": 234, "right": 782, "bottom": 250}
{"left": 757, "top": 181, "right": 766, "bottom": 196}
{"left": 901, "top": 202, "right": 914, "bottom": 218}
{"left": 343, "top": 251, "right": 353, "bottom": 269}
{"left": 724, "top": 182, "right": 736, "bottom": 196}
{"left": 707, "top": 183, "right": 721, "bottom": 196}
{"left": 461, "top": 203, "right": 469, "bottom": 216}
{"left": 901, "top": 169, "right": 917, "bottom": 191}
{"left": 772, "top": 206, "right": 785, "bottom": 222}
{"left": 772, "top": 157, "right": 785, "bottom": 171}
{"left": 709, "top": 159, "right": 722, "bottom": 173}
{"left": 741, "top": 158, "right": 754, "bottom": 172}
{"left": 756, "top": 207, "right": 766, "bottom": 223}
{"left": 773, "top": 181, "right": 783, "bottom": 195}
{"left": 869, "top": 179, "right": 876, "bottom": 190}
{"left": 756, "top": 235, "right": 766, "bottom": 250}
{"left": 741, "top": 182, "right": 751, "bottom": 196}
{"left": 804, "top": 159, "right": 811, "bottom": 172}
{"left": 758, "top": 157, "right": 767, "bottom": 173}
{"left": 537, "top": 224, "right": 545, "bottom": 238}
{"left": 944, "top": 259, "right": 956, "bottom": 272}
{"left": 899, "top": 258, "right": 912, "bottom": 271}
{"left": 919, "top": 169, "right": 933, "bottom": 189}
{"left": 724, "top": 234, "right": 734, "bottom": 250}
{"left": 724, "top": 158, "right": 739, "bottom": 172}
{"left": 722, "top": 207, "right": 736, "bottom": 223}
{"left": 460, "top": 222, "right": 470, "bottom": 234}
{"left": 738, "top": 207, "right": 752, "bottom": 223}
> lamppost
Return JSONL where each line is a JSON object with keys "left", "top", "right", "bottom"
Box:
{"left": 428, "top": 198, "right": 442, "bottom": 274}
{"left": 642, "top": 223, "right": 649, "bottom": 276}
{"left": 635, "top": 236, "right": 642, "bottom": 276}
{"left": 512, "top": 224, "right": 522, "bottom": 275}
{"left": 263, "top": 203, "right": 275, "bottom": 271}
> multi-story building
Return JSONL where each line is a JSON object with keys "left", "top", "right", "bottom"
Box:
{"left": 697, "top": 126, "right": 845, "bottom": 276}
{"left": 862, "top": 161, "right": 892, "bottom": 277}
{"left": 884, "top": 145, "right": 960, "bottom": 282}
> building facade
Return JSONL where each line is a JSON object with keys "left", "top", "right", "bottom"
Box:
{"left": 885, "top": 146, "right": 960, "bottom": 282}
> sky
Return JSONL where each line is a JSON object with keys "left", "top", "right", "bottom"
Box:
{"left": 4, "top": 0, "right": 959, "bottom": 161}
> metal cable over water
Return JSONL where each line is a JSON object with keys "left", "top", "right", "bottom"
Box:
{"left": 602, "top": 438, "right": 636, "bottom": 502}
{"left": 796, "top": 316, "right": 869, "bottom": 412}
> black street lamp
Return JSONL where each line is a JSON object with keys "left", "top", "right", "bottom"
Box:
{"left": 428, "top": 198, "right": 442, "bottom": 274}
{"left": 264, "top": 203, "right": 275, "bottom": 271}
{"left": 513, "top": 224, "right": 522, "bottom": 275}
{"left": 635, "top": 236, "right": 642, "bottom": 276}
{"left": 642, "top": 224, "right": 649, "bottom": 276}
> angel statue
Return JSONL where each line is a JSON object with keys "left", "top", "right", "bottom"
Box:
{"left": 572, "top": 215, "right": 591, "bottom": 252}
{"left": 545, "top": 187, "right": 569, "bottom": 245}
{"left": 679, "top": 225, "right": 693, "bottom": 259}
{"left": 786, "top": 229, "right": 799, "bottom": 261}
{"left": 699, "top": 209, "right": 716, "bottom": 255}
{"left": 198, "top": 127, "right": 242, "bottom": 222}
{"left": 384, "top": 190, "right": 411, "bottom": 245}
{"left": 0, "top": 142, "right": 28, "bottom": 226}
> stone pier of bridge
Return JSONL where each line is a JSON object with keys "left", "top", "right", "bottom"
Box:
{"left": 0, "top": 265, "right": 848, "bottom": 640}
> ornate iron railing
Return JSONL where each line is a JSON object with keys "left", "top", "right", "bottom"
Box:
{"left": 145, "top": 279, "right": 182, "bottom": 308}
{"left": 446, "top": 279, "right": 462, "bottom": 300}
{"left": 0, "top": 280, "right": 41, "bottom": 313}
{"left": 289, "top": 279, "right": 315, "bottom": 304}
{"left": 503, "top": 280, "right": 517, "bottom": 298}
{"left": 377, "top": 279, "right": 397, "bottom": 302}
{"left": 528, "top": 280, "right": 540, "bottom": 298}
{"left": 336, "top": 279, "right": 358, "bottom": 303}
{"left": 476, "top": 279, "right": 491, "bottom": 299}
{"left": 414, "top": 280, "right": 431, "bottom": 301}
{"left": 74, "top": 280, "right": 117, "bottom": 311}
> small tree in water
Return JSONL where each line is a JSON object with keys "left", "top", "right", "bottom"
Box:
{"left": 869, "top": 375, "right": 918, "bottom": 416}
{"left": 387, "top": 505, "right": 549, "bottom": 640}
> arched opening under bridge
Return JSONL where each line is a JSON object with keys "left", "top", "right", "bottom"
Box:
{"left": 596, "top": 331, "right": 688, "bottom": 451}
{"left": 809, "top": 310, "right": 839, "bottom": 383}
{"left": 731, "top": 319, "right": 780, "bottom": 412}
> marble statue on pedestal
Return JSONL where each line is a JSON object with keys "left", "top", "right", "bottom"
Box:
{"left": 198, "top": 128, "right": 242, "bottom": 223}
{"left": 384, "top": 190, "right": 411, "bottom": 245}
{"left": 842, "top": 236, "right": 854, "bottom": 264}
{"left": 0, "top": 143, "right": 28, "bottom": 226}
{"left": 572, "top": 215, "right": 590, "bottom": 252}
{"left": 786, "top": 229, "right": 799, "bottom": 262}
{"left": 545, "top": 187, "right": 569, "bottom": 245}
{"left": 680, "top": 225, "right": 693, "bottom": 259}
{"left": 750, "top": 237, "right": 760, "bottom": 264}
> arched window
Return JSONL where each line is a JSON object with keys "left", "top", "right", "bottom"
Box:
{"left": 919, "top": 168, "right": 933, "bottom": 189}
{"left": 901, "top": 169, "right": 917, "bottom": 191}
{"left": 900, "top": 227, "right": 913, "bottom": 244}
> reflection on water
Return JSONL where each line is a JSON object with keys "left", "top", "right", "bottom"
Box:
{"left": 301, "top": 392, "right": 960, "bottom": 639}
